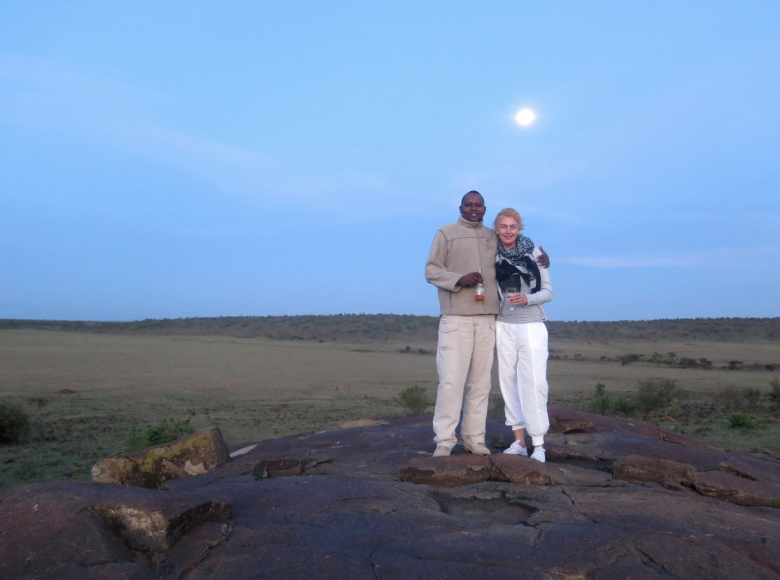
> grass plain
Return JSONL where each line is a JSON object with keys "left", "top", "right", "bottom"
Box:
{"left": 1, "top": 316, "right": 779, "bottom": 487}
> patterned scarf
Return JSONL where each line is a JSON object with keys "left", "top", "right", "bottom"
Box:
{"left": 495, "top": 236, "right": 541, "bottom": 294}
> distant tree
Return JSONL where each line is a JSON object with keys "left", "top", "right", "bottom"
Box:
{"left": 727, "top": 361, "right": 744, "bottom": 370}
{"left": 620, "top": 354, "right": 641, "bottom": 366}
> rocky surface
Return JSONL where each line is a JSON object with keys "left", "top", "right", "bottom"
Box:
{"left": 2, "top": 407, "right": 780, "bottom": 579}
{"left": 91, "top": 427, "right": 231, "bottom": 489}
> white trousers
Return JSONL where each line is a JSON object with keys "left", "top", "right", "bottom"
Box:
{"left": 432, "top": 315, "right": 496, "bottom": 449}
{"left": 496, "top": 321, "right": 549, "bottom": 446}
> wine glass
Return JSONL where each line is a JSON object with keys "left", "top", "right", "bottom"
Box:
{"left": 505, "top": 287, "right": 518, "bottom": 311}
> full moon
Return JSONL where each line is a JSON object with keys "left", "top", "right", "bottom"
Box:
{"left": 515, "top": 108, "right": 536, "bottom": 126}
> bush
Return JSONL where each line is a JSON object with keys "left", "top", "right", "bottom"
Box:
{"left": 729, "top": 411, "right": 759, "bottom": 429}
{"left": 398, "top": 385, "right": 432, "bottom": 414}
{"left": 0, "top": 402, "right": 30, "bottom": 444}
{"left": 127, "top": 418, "right": 195, "bottom": 451}
{"left": 612, "top": 397, "right": 639, "bottom": 416}
{"left": 717, "top": 385, "right": 767, "bottom": 409}
{"left": 727, "top": 361, "right": 744, "bottom": 370}
{"left": 635, "top": 379, "right": 688, "bottom": 413}
{"left": 586, "top": 383, "right": 637, "bottom": 417}
{"left": 769, "top": 379, "right": 780, "bottom": 404}
{"left": 587, "top": 383, "right": 613, "bottom": 415}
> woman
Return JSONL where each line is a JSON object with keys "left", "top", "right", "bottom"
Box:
{"left": 493, "top": 208, "right": 553, "bottom": 462}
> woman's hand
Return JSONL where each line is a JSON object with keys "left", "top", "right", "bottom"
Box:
{"left": 507, "top": 293, "right": 528, "bottom": 306}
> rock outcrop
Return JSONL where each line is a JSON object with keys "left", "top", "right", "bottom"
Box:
{"left": 398, "top": 454, "right": 492, "bottom": 487}
{"left": 91, "top": 427, "right": 231, "bottom": 489}
{"left": 2, "top": 408, "right": 780, "bottom": 579}
{"left": 612, "top": 453, "right": 695, "bottom": 488}
{"left": 90, "top": 495, "right": 232, "bottom": 552}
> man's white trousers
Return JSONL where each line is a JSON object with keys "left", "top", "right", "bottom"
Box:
{"left": 433, "top": 314, "right": 495, "bottom": 449}
{"left": 496, "top": 321, "right": 549, "bottom": 446}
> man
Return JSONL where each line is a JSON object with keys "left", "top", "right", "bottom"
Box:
{"left": 425, "top": 191, "right": 549, "bottom": 456}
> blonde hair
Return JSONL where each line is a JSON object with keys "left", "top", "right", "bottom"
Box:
{"left": 493, "top": 207, "right": 524, "bottom": 231}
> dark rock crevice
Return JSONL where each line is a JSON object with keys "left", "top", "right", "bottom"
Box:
{"left": 634, "top": 545, "right": 680, "bottom": 579}
{"left": 369, "top": 548, "right": 380, "bottom": 580}
{"left": 558, "top": 486, "right": 598, "bottom": 525}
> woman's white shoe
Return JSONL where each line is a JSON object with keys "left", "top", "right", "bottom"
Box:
{"left": 502, "top": 440, "right": 528, "bottom": 456}
{"left": 530, "top": 447, "right": 546, "bottom": 463}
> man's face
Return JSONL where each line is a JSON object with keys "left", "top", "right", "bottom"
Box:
{"left": 459, "top": 194, "right": 486, "bottom": 222}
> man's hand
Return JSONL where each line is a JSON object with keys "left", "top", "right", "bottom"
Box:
{"left": 536, "top": 246, "right": 550, "bottom": 269}
{"left": 457, "top": 272, "right": 483, "bottom": 288}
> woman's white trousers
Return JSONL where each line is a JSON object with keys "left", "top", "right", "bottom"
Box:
{"left": 496, "top": 321, "right": 549, "bottom": 445}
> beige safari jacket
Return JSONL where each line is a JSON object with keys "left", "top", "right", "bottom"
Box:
{"left": 425, "top": 217, "right": 500, "bottom": 316}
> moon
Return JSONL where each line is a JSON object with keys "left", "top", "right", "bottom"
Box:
{"left": 515, "top": 108, "right": 536, "bottom": 127}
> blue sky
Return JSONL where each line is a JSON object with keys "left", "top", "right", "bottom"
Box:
{"left": 1, "top": 1, "right": 778, "bottom": 322}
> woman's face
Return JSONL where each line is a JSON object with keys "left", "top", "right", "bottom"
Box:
{"left": 496, "top": 215, "right": 521, "bottom": 247}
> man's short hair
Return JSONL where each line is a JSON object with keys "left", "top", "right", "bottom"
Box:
{"left": 461, "top": 190, "right": 484, "bottom": 205}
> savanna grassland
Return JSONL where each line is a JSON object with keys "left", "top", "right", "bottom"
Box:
{"left": 1, "top": 315, "right": 779, "bottom": 487}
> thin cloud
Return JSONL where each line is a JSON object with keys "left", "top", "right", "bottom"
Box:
{"left": 0, "top": 55, "right": 280, "bottom": 194}
{"left": 0, "top": 54, "right": 402, "bottom": 207}
{"left": 560, "top": 246, "right": 780, "bottom": 269}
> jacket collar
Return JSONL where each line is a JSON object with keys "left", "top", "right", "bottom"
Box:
{"left": 458, "top": 216, "right": 484, "bottom": 229}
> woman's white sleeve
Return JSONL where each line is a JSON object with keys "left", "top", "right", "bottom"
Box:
{"left": 526, "top": 248, "right": 553, "bottom": 306}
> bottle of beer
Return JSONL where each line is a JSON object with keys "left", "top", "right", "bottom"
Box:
{"left": 475, "top": 269, "right": 485, "bottom": 301}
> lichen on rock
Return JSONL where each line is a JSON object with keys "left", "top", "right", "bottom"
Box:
{"left": 92, "top": 427, "right": 231, "bottom": 489}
